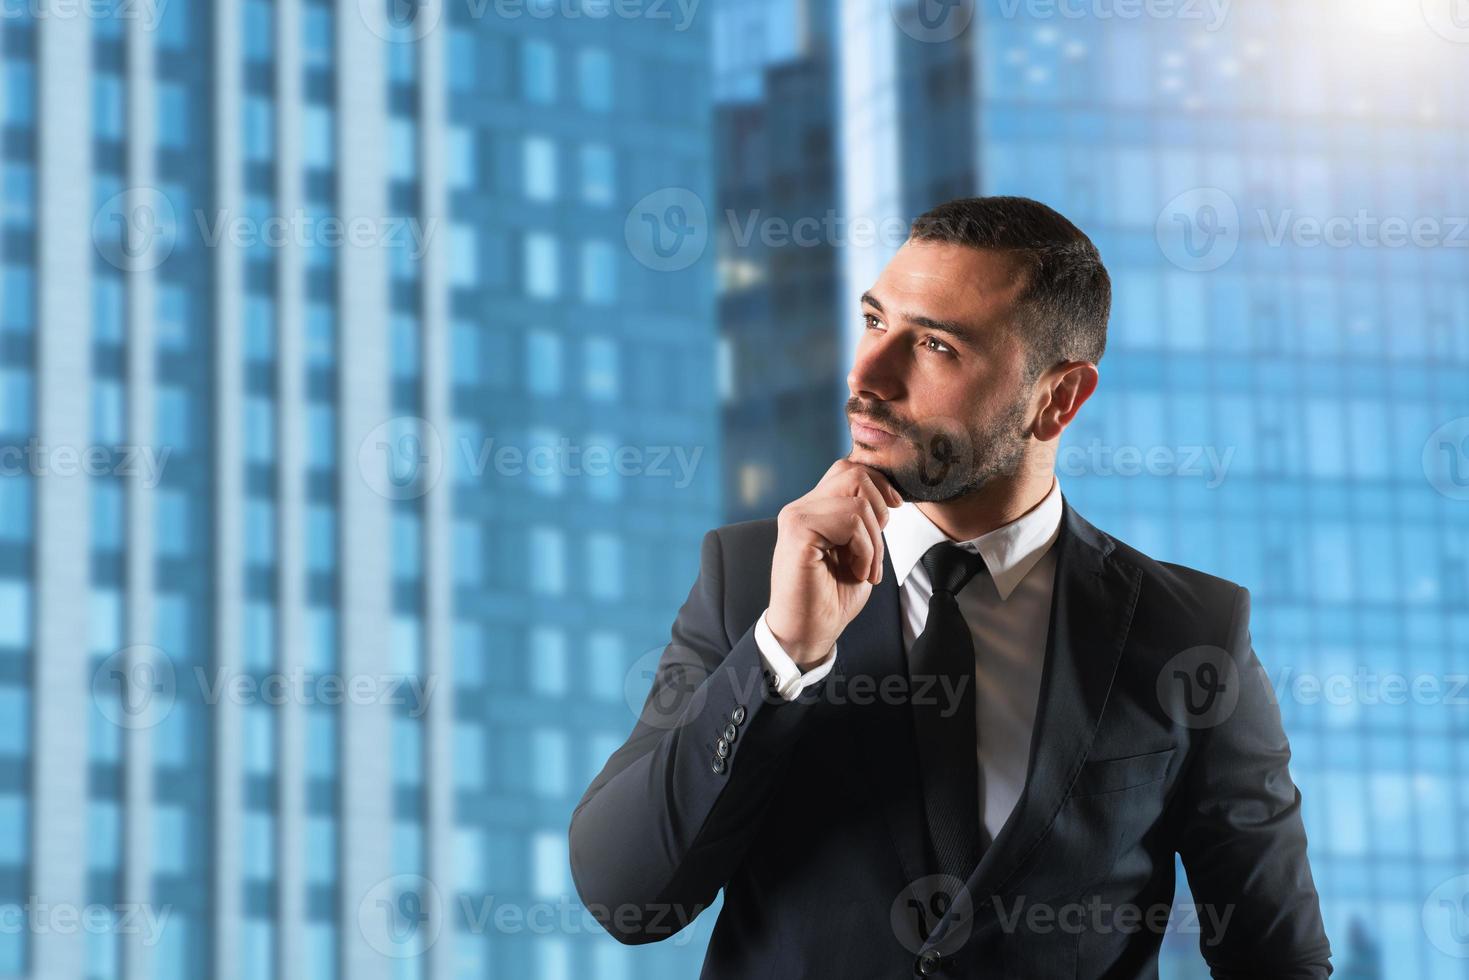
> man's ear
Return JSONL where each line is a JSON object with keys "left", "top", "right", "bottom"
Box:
{"left": 1032, "top": 362, "right": 1099, "bottom": 442}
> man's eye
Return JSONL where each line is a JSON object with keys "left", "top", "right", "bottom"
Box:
{"left": 862, "top": 313, "right": 882, "bottom": 330}
{"left": 923, "top": 336, "right": 952, "bottom": 354}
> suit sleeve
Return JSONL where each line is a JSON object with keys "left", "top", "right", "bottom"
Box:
{"left": 1175, "top": 586, "right": 1334, "bottom": 979}
{"left": 568, "top": 528, "right": 831, "bottom": 944}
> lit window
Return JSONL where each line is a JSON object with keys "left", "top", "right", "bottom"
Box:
{"left": 524, "top": 233, "right": 559, "bottom": 298}
{"left": 583, "top": 337, "right": 619, "bottom": 401}
{"left": 526, "top": 330, "right": 562, "bottom": 396}
{"left": 530, "top": 526, "right": 565, "bottom": 595}
{"left": 579, "top": 144, "right": 614, "bottom": 205}
{"left": 580, "top": 240, "right": 616, "bottom": 305}
{"left": 523, "top": 136, "right": 557, "bottom": 202}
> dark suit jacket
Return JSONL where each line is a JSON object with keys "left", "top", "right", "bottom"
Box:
{"left": 569, "top": 498, "right": 1332, "bottom": 978}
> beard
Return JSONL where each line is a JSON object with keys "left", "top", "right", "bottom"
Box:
{"left": 847, "top": 392, "right": 1034, "bottom": 503}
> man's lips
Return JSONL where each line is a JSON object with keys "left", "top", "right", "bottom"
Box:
{"left": 850, "top": 416, "right": 900, "bottom": 445}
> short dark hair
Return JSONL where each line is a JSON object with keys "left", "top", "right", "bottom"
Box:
{"left": 907, "top": 196, "right": 1110, "bottom": 377}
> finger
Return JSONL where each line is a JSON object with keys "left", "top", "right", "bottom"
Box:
{"left": 813, "top": 462, "right": 892, "bottom": 540}
{"left": 853, "top": 496, "right": 884, "bottom": 584}
{"left": 793, "top": 501, "right": 877, "bottom": 582}
{"left": 811, "top": 496, "right": 883, "bottom": 585}
{"left": 816, "top": 457, "right": 857, "bottom": 490}
{"left": 839, "top": 474, "right": 889, "bottom": 583}
{"left": 856, "top": 464, "right": 903, "bottom": 508}
{"left": 839, "top": 486, "right": 884, "bottom": 583}
{"left": 842, "top": 511, "right": 877, "bottom": 584}
{"left": 847, "top": 470, "right": 892, "bottom": 527}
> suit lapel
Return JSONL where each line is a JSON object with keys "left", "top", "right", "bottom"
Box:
{"left": 838, "top": 544, "right": 932, "bottom": 888}
{"left": 928, "top": 497, "right": 1142, "bottom": 947}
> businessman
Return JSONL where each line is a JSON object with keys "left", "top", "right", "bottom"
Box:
{"left": 569, "top": 197, "right": 1331, "bottom": 978}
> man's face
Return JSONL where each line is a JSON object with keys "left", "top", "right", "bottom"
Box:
{"left": 847, "top": 239, "right": 1037, "bottom": 502}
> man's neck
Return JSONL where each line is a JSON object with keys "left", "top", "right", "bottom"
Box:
{"left": 914, "top": 471, "right": 1056, "bottom": 542}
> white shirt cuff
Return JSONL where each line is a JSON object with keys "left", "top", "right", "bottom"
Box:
{"left": 754, "top": 610, "right": 836, "bottom": 701}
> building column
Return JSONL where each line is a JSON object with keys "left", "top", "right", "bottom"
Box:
{"left": 274, "top": 0, "right": 308, "bottom": 973}
{"left": 336, "top": 2, "right": 393, "bottom": 978}
{"left": 212, "top": 0, "right": 245, "bottom": 974}
{"left": 121, "top": 7, "right": 159, "bottom": 980}
{"left": 419, "top": 17, "right": 456, "bottom": 980}
{"left": 31, "top": 2, "right": 92, "bottom": 977}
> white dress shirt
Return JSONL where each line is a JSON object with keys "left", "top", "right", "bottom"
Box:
{"left": 755, "top": 478, "right": 1064, "bottom": 841}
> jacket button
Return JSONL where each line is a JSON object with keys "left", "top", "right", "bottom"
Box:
{"left": 711, "top": 757, "right": 727, "bottom": 775}
{"left": 722, "top": 723, "right": 738, "bottom": 742}
{"left": 916, "top": 950, "right": 942, "bottom": 975}
{"left": 731, "top": 705, "right": 747, "bottom": 725}
{"left": 714, "top": 737, "right": 730, "bottom": 759}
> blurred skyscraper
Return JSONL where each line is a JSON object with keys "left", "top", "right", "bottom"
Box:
{"left": 1, "top": 2, "right": 717, "bottom": 980}
{"left": 714, "top": 0, "right": 849, "bottom": 522}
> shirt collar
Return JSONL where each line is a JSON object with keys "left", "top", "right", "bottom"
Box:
{"left": 884, "top": 477, "right": 1063, "bottom": 601}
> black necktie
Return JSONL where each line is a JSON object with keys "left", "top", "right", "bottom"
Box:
{"left": 908, "top": 540, "right": 987, "bottom": 886}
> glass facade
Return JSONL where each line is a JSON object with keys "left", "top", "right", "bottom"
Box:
{"left": 0, "top": 6, "right": 36, "bottom": 975}
{"left": 1, "top": 3, "right": 716, "bottom": 980}
{"left": 442, "top": 10, "right": 716, "bottom": 978}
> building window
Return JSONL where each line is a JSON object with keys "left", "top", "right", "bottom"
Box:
{"left": 526, "top": 330, "right": 562, "bottom": 396}
{"left": 583, "top": 337, "right": 619, "bottom": 401}
{"left": 448, "top": 125, "right": 475, "bottom": 190}
{"left": 577, "top": 48, "right": 613, "bottom": 112}
{"left": 451, "top": 224, "right": 478, "bottom": 289}
{"left": 389, "top": 118, "right": 417, "bottom": 182}
{"left": 580, "top": 240, "right": 616, "bottom": 305}
{"left": 303, "top": 106, "right": 334, "bottom": 170}
{"left": 523, "top": 136, "right": 556, "bottom": 202}
{"left": 523, "top": 40, "right": 557, "bottom": 104}
{"left": 529, "top": 627, "right": 567, "bottom": 697}
{"left": 588, "top": 533, "right": 622, "bottom": 600}
{"left": 529, "top": 526, "right": 565, "bottom": 596}
{"left": 579, "top": 143, "right": 614, "bottom": 205}
{"left": 524, "top": 232, "right": 559, "bottom": 299}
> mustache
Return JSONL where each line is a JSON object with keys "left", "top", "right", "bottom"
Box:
{"left": 845, "top": 398, "right": 912, "bottom": 437}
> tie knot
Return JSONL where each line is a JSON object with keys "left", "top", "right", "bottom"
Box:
{"left": 920, "top": 541, "right": 989, "bottom": 597}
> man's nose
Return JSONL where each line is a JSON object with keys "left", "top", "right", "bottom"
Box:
{"left": 848, "top": 333, "right": 904, "bottom": 401}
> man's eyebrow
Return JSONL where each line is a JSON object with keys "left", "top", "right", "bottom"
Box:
{"left": 860, "top": 292, "right": 978, "bottom": 346}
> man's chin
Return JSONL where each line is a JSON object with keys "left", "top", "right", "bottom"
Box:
{"left": 847, "top": 442, "right": 905, "bottom": 471}
{"left": 846, "top": 448, "right": 918, "bottom": 502}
